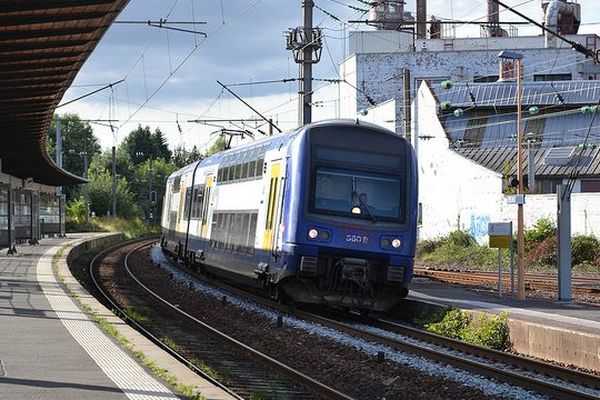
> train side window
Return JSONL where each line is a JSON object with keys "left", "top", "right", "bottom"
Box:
{"left": 217, "top": 168, "right": 223, "bottom": 183}
{"left": 246, "top": 160, "right": 255, "bottom": 178}
{"left": 240, "top": 163, "right": 248, "bottom": 180}
{"left": 234, "top": 164, "right": 242, "bottom": 181}
{"left": 256, "top": 158, "right": 264, "bottom": 178}
{"left": 183, "top": 187, "right": 192, "bottom": 219}
{"left": 248, "top": 213, "right": 257, "bottom": 255}
{"left": 227, "top": 166, "right": 234, "bottom": 182}
{"left": 235, "top": 213, "right": 244, "bottom": 253}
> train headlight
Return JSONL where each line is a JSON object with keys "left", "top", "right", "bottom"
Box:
{"left": 308, "top": 229, "right": 319, "bottom": 239}
{"left": 391, "top": 238, "right": 402, "bottom": 248}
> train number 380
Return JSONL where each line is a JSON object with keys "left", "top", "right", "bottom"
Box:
{"left": 345, "top": 234, "right": 369, "bottom": 244}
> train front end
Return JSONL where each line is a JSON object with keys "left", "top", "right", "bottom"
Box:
{"left": 280, "top": 121, "right": 418, "bottom": 312}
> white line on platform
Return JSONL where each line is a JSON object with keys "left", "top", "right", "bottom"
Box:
{"left": 37, "top": 244, "right": 178, "bottom": 400}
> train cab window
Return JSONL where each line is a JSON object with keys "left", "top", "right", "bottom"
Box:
{"left": 312, "top": 167, "right": 403, "bottom": 222}
{"left": 217, "top": 168, "right": 223, "bottom": 183}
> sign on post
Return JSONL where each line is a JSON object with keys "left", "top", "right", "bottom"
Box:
{"left": 488, "top": 222, "right": 513, "bottom": 298}
{"left": 488, "top": 222, "right": 512, "bottom": 248}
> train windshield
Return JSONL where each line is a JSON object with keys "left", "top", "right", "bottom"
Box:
{"left": 313, "top": 167, "right": 402, "bottom": 222}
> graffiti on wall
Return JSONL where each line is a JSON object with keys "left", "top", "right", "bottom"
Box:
{"left": 470, "top": 214, "right": 491, "bottom": 243}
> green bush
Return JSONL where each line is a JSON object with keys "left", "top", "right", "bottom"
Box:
{"left": 571, "top": 235, "right": 600, "bottom": 266}
{"left": 416, "top": 239, "right": 442, "bottom": 257}
{"left": 524, "top": 218, "right": 556, "bottom": 250}
{"left": 426, "top": 310, "right": 511, "bottom": 351}
{"left": 425, "top": 309, "right": 471, "bottom": 340}
{"left": 444, "top": 230, "right": 477, "bottom": 247}
{"left": 461, "top": 312, "right": 511, "bottom": 351}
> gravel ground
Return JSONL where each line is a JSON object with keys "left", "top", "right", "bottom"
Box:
{"left": 122, "top": 245, "right": 547, "bottom": 400}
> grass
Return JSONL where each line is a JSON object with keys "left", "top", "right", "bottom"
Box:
{"left": 67, "top": 217, "right": 160, "bottom": 239}
{"left": 52, "top": 243, "right": 205, "bottom": 400}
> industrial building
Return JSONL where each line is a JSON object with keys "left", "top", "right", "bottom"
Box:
{"left": 341, "top": 0, "right": 600, "bottom": 135}
{"left": 0, "top": 1, "right": 128, "bottom": 252}
{"left": 344, "top": 0, "right": 600, "bottom": 241}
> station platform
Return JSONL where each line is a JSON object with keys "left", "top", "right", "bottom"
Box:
{"left": 0, "top": 233, "right": 235, "bottom": 400}
{"left": 408, "top": 277, "right": 600, "bottom": 372}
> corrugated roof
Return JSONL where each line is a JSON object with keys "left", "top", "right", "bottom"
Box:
{"left": 0, "top": 0, "right": 130, "bottom": 186}
{"left": 435, "top": 81, "right": 600, "bottom": 108}
{"left": 444, "top": 110, "right": 600, "bottom": 148}
{"left": 455, "top": 146, "right": 600, "bottom": 178}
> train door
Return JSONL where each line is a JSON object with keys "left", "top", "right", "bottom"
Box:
{"left": 263, "top": 161, "right": 284, "bottom": 259}
{"left": 201, "top": 175, "right": 214, "bottom": 238}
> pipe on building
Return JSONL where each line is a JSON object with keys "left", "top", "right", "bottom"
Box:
{"left": 416, "top": 0, "right": 427, "bottom": 39}
{"left": 544, "top": 0, "right": 578, "bottom": 48}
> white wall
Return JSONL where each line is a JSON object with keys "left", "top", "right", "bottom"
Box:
{"left": 356, "top": 99, "right": 397, "bottom": 133}
{"left": 501, "top": 193, "right": 600, "bottom": 237}
{"left": 414, "top": 82, "right": 505, "bottom": 243}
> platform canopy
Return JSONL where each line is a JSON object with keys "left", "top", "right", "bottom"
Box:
{"left": 0, "top": 0, "right": 129, "bottom": 186}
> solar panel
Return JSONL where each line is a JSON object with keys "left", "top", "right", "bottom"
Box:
{"left": 544, "top": 147, "right": 574, "bottom": 166}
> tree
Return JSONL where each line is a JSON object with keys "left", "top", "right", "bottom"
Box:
{"left": 204, "top": 136, "right": 229, "bottom": 157}
{"left": 172, "top": 144, "right": 202, "bottom": 169}
{"left": 86, "top": 156, "right": 140, "bottom": 218}
{"left": 121, "top": 125, "right": 172, "bottom": 165}
{"left": 47, "top": 113, "right": 102, "bottom": 200}
{"left": 130, "top": 158, "right": 177, "bottom": 221}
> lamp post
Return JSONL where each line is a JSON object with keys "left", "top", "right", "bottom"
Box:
{"left": 498, "top": 50, "right": 525, "bottom": 300}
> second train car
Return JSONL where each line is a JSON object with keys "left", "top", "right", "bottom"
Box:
{"left": 161, "top": 119, "right": 418, "bottom": 311}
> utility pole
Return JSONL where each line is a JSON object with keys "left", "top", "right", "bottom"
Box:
{"left": 499, "top": 50, "right": 525, "bottom": 300}
{"left": 557, "top": 185, "right": 572, "bottom": 301}
{"left": 111, "top": 145, "right": 117, "bottom": 217}
{"left": 403, "top": 69, "right": 412, "bottom": 141}
{"left": 83, "top": 148, "right": 89, "bottom": 224}
{"left": 148, "top": 154, "right": 154, "bottom": 223}
{"left": 56, "top": 117, "right": 63, "bottom": 197}
{"left": 286, "top": 0, "right": 322, "bottom": 126}
{"left": 516, "top": 56, "right": 525, "bottom": 300}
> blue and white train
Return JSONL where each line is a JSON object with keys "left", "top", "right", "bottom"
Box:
{"left": 161, "top": 119, "right": 418, "bottom": 311}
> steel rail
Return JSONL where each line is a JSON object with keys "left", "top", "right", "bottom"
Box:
{"left": 124, "top": 244, "right": 357, "bottom": 400}
{"left": 287, "top": 311, "right": 600, "bottom": 400}
{"left": 157, "top": 252, "right": 600, "bottom": 400}
{"left": 89, "top": 238, "right": 244, "bottom": 400}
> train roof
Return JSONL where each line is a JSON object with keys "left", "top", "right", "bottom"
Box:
{"left": 168, "top": 119, "right": 395, "bottom": 180}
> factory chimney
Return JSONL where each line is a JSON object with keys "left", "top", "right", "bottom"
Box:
{"left": 488, "top": 0, "right": 508, "bottom": 37}
{"left": 416, "top": 0, "right": 427, "bottom": 39}
{"left": 369, "top": 0, "right": 414, "bottom": 31}
{"left": 542, "top": 0, "right": 581, "bottom": 48}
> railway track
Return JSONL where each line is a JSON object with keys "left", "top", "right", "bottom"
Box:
{"left": 152, "top": 249, "right": 600, "bottom": 400}
{"left": 414, "top": 267, "right": 600, "bottom": 296}
{"left": 89, "top": 239, "right": 354, "bottom": 400}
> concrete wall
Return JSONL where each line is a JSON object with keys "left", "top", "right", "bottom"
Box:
{"left": 356, "top": 98, "right": 397, "bottom": 133}
{"left": 349, "top": 31, "right": 600, "bottom": 55}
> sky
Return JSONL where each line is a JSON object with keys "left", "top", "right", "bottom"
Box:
{"left": 59, "top": 0, "right": 600, "bottom": 152}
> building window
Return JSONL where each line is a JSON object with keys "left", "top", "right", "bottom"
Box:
{"left": 581, "top": 180, "right": 600, "bottom": 193}
{"left": 539, "top": 179, "right": 561, "bottom": 194}
{"left": 474, "top": 75, "right": 499, "bottom": 83}
{"left": 533, "top": 74, "right": 572, "bottom": 82}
